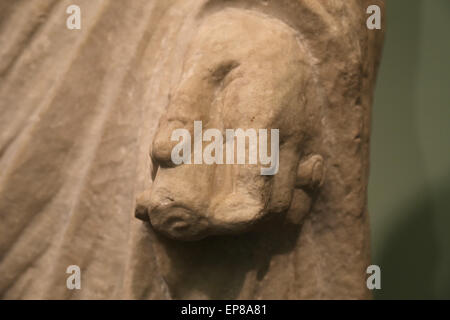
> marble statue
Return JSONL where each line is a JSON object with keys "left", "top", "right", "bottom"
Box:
{"left": 0, "top": 0, "right": 384, "bottom": 299}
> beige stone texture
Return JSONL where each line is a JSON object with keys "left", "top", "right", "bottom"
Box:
{"left": 0, "top": 0, "right": 384, "bottom": 299}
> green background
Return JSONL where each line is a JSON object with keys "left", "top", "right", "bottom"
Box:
{"left": 370, "top": 0, "right": 450, "bottom": 299}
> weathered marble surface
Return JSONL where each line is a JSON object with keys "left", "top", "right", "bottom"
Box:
{"left": 0, "top": 0, "right": 384, "bottom": 299}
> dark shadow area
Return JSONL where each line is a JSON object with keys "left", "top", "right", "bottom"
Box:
{"left": 374, "top": 173, "right": 450, "bottom": 299}
{"left": 374, "top": 190, "right": 437, "bottom": 299}
{"left": 148, "top": 189, "right": 315, "bottom": 299}
{"left": 152, "top": 215, "right": 304, "bottom": 299}
{"left": 371, "top": 0, "right": 450, "bottom": 299}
